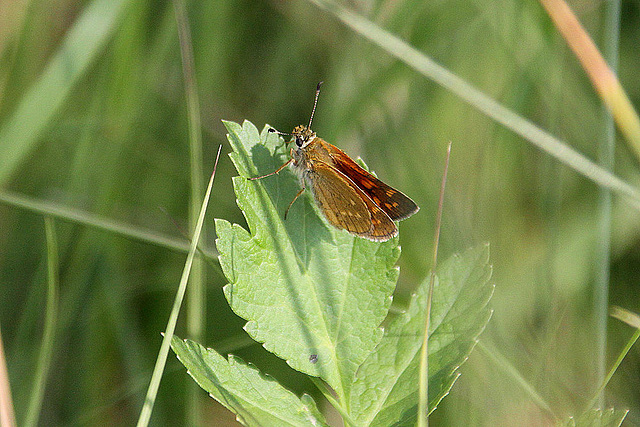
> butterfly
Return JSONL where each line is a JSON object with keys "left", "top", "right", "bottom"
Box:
{"left": 250, "top": 82, "right": 419, "bottom": 241}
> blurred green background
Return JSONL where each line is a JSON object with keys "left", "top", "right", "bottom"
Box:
{"left": 1, "top": 0, "right": 640, "bottom": 425}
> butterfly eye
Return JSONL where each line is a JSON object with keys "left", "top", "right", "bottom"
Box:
{"left": 296, "top": 136, "right": 304, "bottom": 147}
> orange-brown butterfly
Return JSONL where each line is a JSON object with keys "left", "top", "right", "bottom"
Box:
{"left": 249, "top": 82, "right": 419, "bottom": 241}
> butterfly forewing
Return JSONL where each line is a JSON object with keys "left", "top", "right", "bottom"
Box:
{"left": 325, "top": 143, "right": 419, "bottom": 220}
{"left": 309, "top": 162, "right": 397, "bottom": 241}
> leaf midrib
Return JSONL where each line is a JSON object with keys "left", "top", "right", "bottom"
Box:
{"left": 333, "top": 235, "right": 357, "bottom": 403}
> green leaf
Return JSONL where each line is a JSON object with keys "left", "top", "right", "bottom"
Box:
{"left": 348, "top": 245, "right": 494, "bottom": 426}
{"left": 171, "top": 336, "right": 328, "bottom": 427}
{"left": 560, "top": 408, "right": 628, "bottom": 427}
{"left": 215, "top": 120, "right": 400, "bottom": 400}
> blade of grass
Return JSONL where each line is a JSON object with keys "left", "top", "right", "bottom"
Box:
{"left": 477, "top": 342, "right": 556, "bottom": 421}
{"left": 136, "top": 144, "right": 222, "bottom": 427}
{"left": 306, "top": 0, "right": 640, "bottom": 209}
{"left": 70, "top": 333, "right": 257, "bottom": 426}
{"left": 418, "top": 142, "right": 451, "bottom": 427}
{"left": 24, "top": 217, "right": 59, "bottom": 427}
{"left": 158, "top": 207, "right": 224, "bottom": 274}
{"left": 0, "top": 328, "right": 16, "bottom": 427}
{"left": 610, "top": 306, "right": 640, "bottom": 329}
{"left": 0, "top": 0, "right": 32, "bottom": 106}
{"left": 538, "top": 0, "right": 640, "bottom": 163}
{"left": 0, "top": 190, "right": 218, "bottom": 261}
{"left": 585, "top": 307, "right": 640, "bottom": 411}
{"left": 173, "top": 0, "right": 206, "bottom": 424}
{"left": 0, "top": 0, "right": 129, "bottom": 185}
{"left": 593, "top": 0, "right": 621, "bottom": 406}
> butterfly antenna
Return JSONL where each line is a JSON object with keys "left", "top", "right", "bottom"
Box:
{"left": 308, "top": 81, "right": 323, "bottom": 129}
{"left": 268, "top": 128, "right": 291, "bottom": 136}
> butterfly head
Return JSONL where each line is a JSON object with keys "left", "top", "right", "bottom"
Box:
{"left": 268, "top": 82, "right": 322, "bottom": 149}
{"left": 291, "top": 125, "right": 316, "bottom": 148}
{"left": 268, "top": 125, "right": 315, "bottom": 148}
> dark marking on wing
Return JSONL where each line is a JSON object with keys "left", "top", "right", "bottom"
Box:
{"left": 327, "top": 147, "right": 419, "bottom": 221}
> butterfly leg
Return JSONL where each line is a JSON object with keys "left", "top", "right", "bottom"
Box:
{"left": 284, "top": 186, "right": 305, "bottom": 220}
{"left": 248, "top": 158, "right": 293, "bottom": 180}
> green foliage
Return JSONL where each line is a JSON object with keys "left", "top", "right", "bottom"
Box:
{"left": 0, "top": 0, "right": 128, "bottom": 185}
{"left": 560, "top": 408, "right": 628, "bottom": 427}
{"left": 3, "top": 1, "right": 640, "bottom": 425}
{"left": 348, "top": 245, "right": 493, "bottom": 426}
{"left": 216, "top": 120, "right": 400, "bottom": 398}
{"left": 171, "top": 337, "right": 328, "bottom": 427}
{"left": 171, "top": 120, "right": 494, "bottom": 424}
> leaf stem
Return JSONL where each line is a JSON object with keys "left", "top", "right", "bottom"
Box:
{"left": 310, "top": 377, "right": 356, "bottom": 427}
{"left": 173, "top": 0, "right": 206, "bottom": 423}
{"left": 538, "top": 0, "right": 639, "bottom": 161}
{"left": 418, "top": 142, "right": 452, "bottom": 426}
{"left": 136, "top": 145, "right": 222, "bottom": 427}
{"left": 594, "top": 0, "right": 621, "bottom": 405}
{"left": 0, "top": 329, "right": 16, "bottom": 427}
{"left": 24, "top": 218, "right": 59, "bottom": 427}
{"left": 585, "top": 307, "right": 640, "bottom": 411}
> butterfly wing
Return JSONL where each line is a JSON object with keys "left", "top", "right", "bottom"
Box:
{"left": 309, "top": 162, "right": 398, "bottom": 241}
{"left": 324, "top": 144, "right": 419, "bottom": 221}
